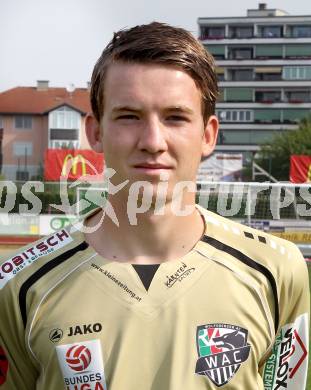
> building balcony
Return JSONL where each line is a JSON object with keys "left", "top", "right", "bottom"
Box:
{"left": 200, "top": 34, "right": 225, "bottom": 40}
{"left": 216, "top": 59, "right": 311, "bottom": 66}
{"left": 287, "top": 99, "right": 311, "bottom": 104}
{"left": 219, "top": 80, "right": 311, "bottom": 88}
{"left": 218, "top": 123, "right": 298, "bottom": 130}
{"left": 216, "top": 102, "right": 311, "bottom": 109}
{"left": 256, "top": 99, "right": 279, "bottom": 104}
{"left": 229, "top": 34, "right": 255, "bottom": 39}
{"left": 202, "top": 37, "right": 311, "bottom": 45}
{"left": 253, "top": 119, "right": 281, "bottom": 123}
{"left": 217, "top": 117, "right": 306, "bottom": 125}
{"left": 254, "top": 74, "right": 283, "bottom": 81}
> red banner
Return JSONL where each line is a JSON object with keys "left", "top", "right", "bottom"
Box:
{"left": 290, "top": 155, "right": 311, "bottom": 183}
{"left": 44, "top": 149, "right": 104, "bottom": 181}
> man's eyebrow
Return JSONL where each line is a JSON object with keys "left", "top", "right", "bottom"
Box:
{"left": 164, "top": 106, "right": 194, "bottom": 115}
{"left": 111, "top": 105, "right": 194, "bottom": 114}
{"left": 111, "top": 106, "right": 141, "bottom": 113}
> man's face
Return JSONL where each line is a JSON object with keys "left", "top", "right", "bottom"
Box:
{"left": 88, "top": 62, "right": 218, "bottom": 201}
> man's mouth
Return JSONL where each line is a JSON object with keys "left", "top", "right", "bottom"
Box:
{"left": 133, "top": 163, "right": 172, "bottom": 169}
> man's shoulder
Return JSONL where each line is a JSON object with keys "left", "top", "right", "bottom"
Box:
{"left": 198, "top": 206, "right": 306, "bottom": 279}
{"left": 0, "top": 226, "right": 86, "bottom": 292}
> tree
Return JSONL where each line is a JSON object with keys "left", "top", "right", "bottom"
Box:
{"left": 256, "top": 115, "right": 311, "bottom": 181}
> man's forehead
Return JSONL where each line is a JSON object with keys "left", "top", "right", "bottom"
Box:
{"left": 103, "top": 62, "right": 202, "bottom": 109}
{"left": 106, "top": 61, "right": 189, "bottom": 77}
{"left": 104, "top": 62, "right": 199, "bottom": 91}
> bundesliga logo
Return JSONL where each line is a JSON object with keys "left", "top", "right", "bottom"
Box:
{"left": 66, "top": 345, "right": 92, "bottom": 372}
{"left": 195, "top": 323, "right": 251, "bottom": 387}
{"left": 56, "top": 340, "right": 106, "bottom": 390}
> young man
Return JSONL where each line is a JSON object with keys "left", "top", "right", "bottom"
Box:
{"left": 0, "top": 22, "right": 309, "bottom": 390}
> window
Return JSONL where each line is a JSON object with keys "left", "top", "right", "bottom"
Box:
{"left": 49, "top": 107, "right": 80, "bottom": 149}
{"left": 13, "top": 142, "right": 33, "bottom": 156}
{"left": 16, "top": 171, "right": 29, "bottom": 181}
{"left": 206, "top": 45, "right": 226, "bottom": 59}
{"left": 229, "top": 26, "right": 253, "bottom": 39}
{"left": 255, "top": 45, "right": 283, "bottom": 58}
{"left": 259, "top": 26, "right": 282, "bottom": 38}
{"left": 50, "top": 106, "right": 80, "bottom": 129}
{"left": 285, "top": 45, "right": 311, "bottom": 58}
{"left": 255, "top": 91, "right": 281, "bottom": 103}
{"left": 285, "top": 90, "right": 311, "bottom": 103}
{"left": 283, "top": 66, "right": 311, "bottom": 80}
{"left": 218, "top": 130, "right": 276, "bottom": 145}
{"left": 229, "top": 48, "right": 253, "bottom": 60}
{"left": 217, "top": 89, "right": 225, "bottom": 102}
{"left": 200, "top": 26, "right": 225, "bottom": 39}
{"left": 200, "top": 27, "right": 209, "bottom": 40}
{"left": 206, "top": 26, "right": 225, "bottom": 39}
{"left": 255, "top": 67, "right": 282, "bottom": 81}
{"left": 15, "top": 116, "right": 32, "bottom": 129}
{"left": 228, "top": 69, "right": 253, "bottom": 81}
{"left": 226, "top": 88, "right": 253, "bottom": 102}
{"left": 216, "top": 110, "right": 253, "bottom": 122}
{"left": 283, "top": 109, "right": 310, "bottom": 123}
{"left": 254, "top": 110, "right": 281, "bottom": 123}
{"left": 50, "top": 129, "right": 78, "bottom": 140}
{"left": 292, "top": 25, "right": 311, "bottom": 38}
{"left": 50, "top": 140, "right": 79, "bottom": 149}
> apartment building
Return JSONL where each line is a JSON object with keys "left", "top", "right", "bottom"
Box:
{"left": 198, "top": 3, "right": 311, "bottom": 160}
{"left": 0, "top": 81, "right": 91, "bottom": 180}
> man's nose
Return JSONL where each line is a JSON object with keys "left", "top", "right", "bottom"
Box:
{"left": 137, "top": 117, "right": 168, "bottom": 154}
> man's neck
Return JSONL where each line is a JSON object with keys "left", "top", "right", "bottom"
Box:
{"left": 84, "top": 194, "right": 205, "bottom": 264}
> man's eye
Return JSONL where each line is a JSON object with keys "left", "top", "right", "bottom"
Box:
{"left": 117, "top": 115, "right": 139, "bottom": 120}
{"left": 167, "top": 115, "right": 189, "bottom": 122}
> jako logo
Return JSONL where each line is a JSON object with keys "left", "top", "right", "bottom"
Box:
{"left": 68, "top": 323, "right": 102, "bottom": 337}
{"left": 66, "top": 345, "right": 92, "bottom": 372}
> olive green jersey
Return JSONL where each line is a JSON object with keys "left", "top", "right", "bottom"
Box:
{"left": 0, "top": 206, "right": 309, "bottom": 389}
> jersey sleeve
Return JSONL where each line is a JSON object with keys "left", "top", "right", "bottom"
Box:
{"left": 0, "top": 228, "right": 81, "bottom": 389}
{"left": 262, "top": 244, "right": 310, "bottom": 390}
{"left": 0, "top": 265, "right": 38, "bottom": 389}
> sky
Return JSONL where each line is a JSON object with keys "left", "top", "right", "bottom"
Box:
{"left": 0, "top": 0, "right": 309, "bottom": 92}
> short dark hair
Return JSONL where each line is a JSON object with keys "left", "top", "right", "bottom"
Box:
{"left": 90, "top": 22, "right": 218, "bottom": 125}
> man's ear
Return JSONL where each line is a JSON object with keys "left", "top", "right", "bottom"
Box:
{"left": 85, "top": 114, "right": 103, "bottom": 153}
{"left": 202, "top": 115, "right": 219, "bottom": 158}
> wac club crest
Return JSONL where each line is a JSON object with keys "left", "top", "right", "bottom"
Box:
{"left": 195, "top": 323, "right": 251, "bottom": 387}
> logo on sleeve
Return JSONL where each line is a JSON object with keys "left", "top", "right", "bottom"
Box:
{"left": 263, "top": 313, "right": 308, "bottom": 390}
{"left": 0, "top": 229, "right": 73, "bottom": 289}
{"left": 195, "top": 323, "right": 251, "bottom": 387}
{"left": 56, "top": 339, "right": 106, "bottom": 390}
{"left": 0, "top": 346, "right": 9, "bottom": 385}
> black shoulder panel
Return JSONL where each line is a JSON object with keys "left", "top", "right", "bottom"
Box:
{"left": 19, "top": 241, "right": 89, "bottom": 328}
{"left": 201, "top": 235, "right": 279, "bottom": 333}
